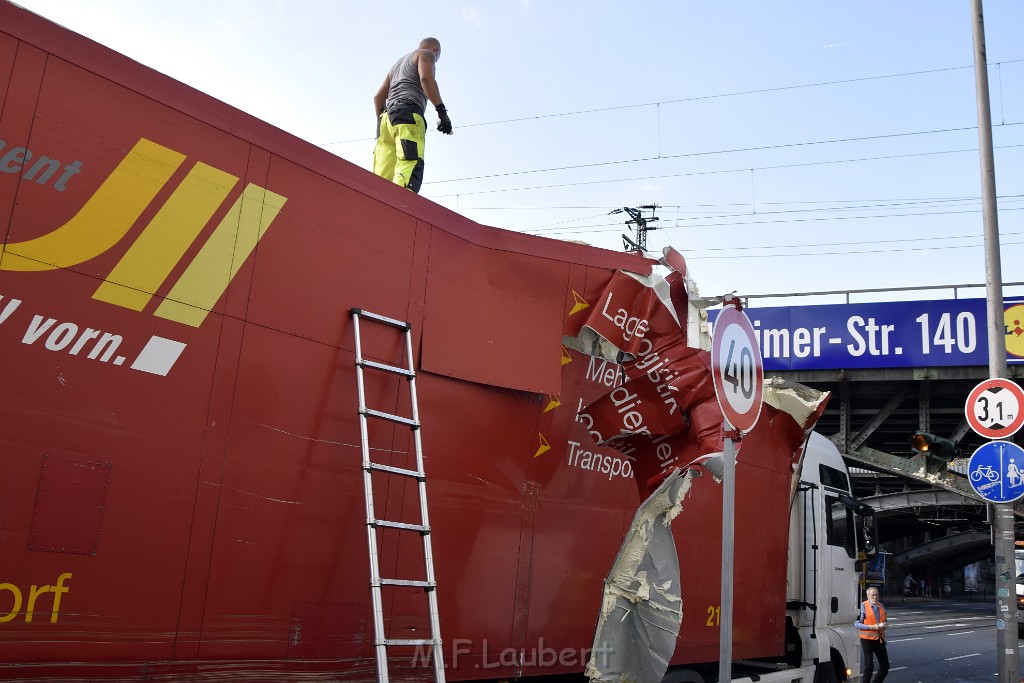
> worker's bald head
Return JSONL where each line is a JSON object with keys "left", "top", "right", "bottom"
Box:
{"left": 419, "top": 37, "right": 441, "bottom": 51}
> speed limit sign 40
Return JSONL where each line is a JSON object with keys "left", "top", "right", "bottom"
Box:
{"left": 711, "top": 304, "right": 764, "bottom": 432}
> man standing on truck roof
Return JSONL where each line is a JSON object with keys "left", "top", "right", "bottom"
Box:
{"left": 372, "top": 37, "right": 453, "bottom": 193}
{"left": 855, "top": 586, "right": 890, "bottom": 682}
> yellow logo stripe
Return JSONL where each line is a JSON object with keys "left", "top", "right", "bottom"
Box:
{"left": 92, "top": 162, "right": 238, "bottom": 311}
{"left": 155, "top": 184, "right": 287, "bottom": 327}
{"left": 0, "top": 139, "right": 184, "bottom": 271}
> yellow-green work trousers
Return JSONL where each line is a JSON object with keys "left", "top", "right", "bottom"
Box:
{"left": 373, "top": 108, "right": 426, "bottom": 193}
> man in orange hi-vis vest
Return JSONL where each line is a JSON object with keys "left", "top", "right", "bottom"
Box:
{"left": 855, "top": 586, "right": 890, "bottom": 682}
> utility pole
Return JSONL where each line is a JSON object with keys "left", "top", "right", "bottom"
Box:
{"left": 970, "top": 0, "right": 1018, "bottom": 678}
{"left": 611, "top": 205, "right": 660, "bottom": 252}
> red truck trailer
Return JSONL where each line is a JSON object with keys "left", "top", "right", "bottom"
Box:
{"left": 0, "top": 3, "right": 865, "bottom": 681}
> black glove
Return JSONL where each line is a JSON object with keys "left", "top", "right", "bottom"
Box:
{"left": 435, "top": 103, "right": 453, "bottom": 135}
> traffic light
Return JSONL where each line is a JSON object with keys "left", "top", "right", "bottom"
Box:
{"left": 908, "top": 431, "right": 958, "bottom": 474}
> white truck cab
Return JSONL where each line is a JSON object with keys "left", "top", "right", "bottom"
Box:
{"left": 785, "top": 432, "right": 875, "bottom": 682}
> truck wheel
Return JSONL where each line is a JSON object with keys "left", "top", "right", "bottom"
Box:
{"left": 659, "top": 669, "right": 705, "bottom": 683}
{"left": 817, "top": 658, "right": 840, "bottom": 682}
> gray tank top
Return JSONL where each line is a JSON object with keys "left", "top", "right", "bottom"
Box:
{"left": 385, "top": 51, "right": 429, "bottom": 113}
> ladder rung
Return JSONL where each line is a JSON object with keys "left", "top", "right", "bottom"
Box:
{"left": 358, "top": 358, "right": 415, "bottom": 377}
{"left": 379, "top": 578, "right": 435, "bottom": 588}
{"left": 366, "top": 462, "right": 425, "bottom": 480}
{"left": 361, "top": 408, "right": 418, "bottom": 428}
{"left": 385, "top": 638, "right": 436, "bottom": 647}
{"left": 372, "top": 519, "right": 429, "bottom": 533}
{"left": 351, "top": 308, "right": 410, "bottom": 330}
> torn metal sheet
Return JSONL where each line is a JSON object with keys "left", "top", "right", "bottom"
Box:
{"left": 586, "top": 468, "right": 697, "bottom": 683}
{"left": 659, "top": 246, "right": 711, "bottom": 353}
{"left": 566, "top": 268, "right": 725, "bottom": 496}
{"left": 762, "top": 377, "right": 829, "bottom": 430}
{"left": 564, "top": 270, "right": 669, "bottom": 365}
{"left": 762, "top": 378, "right": 831, "bottom": 502}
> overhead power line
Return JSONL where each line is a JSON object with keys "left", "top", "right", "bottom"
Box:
{"left": 430, "top": 122, "right": 1023, "bottom": 186}
{"left": 529, "top": 204, "right": 1024, "bottom": 237}
{"left": 461, "top": 195, "right": 1004, "bottom": 212}
{"left": 321, "top": 59, "right": 1024, "bottom": 146}
{"left": 426, "top": 142, "right": 1024, "bottom": 200}
{"left": 682, "top": 238, "right": 1024, "bottom": 261}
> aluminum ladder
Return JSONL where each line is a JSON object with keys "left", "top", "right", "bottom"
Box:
{"left": 350, "top": 308, "right": 445, "bottom": 683}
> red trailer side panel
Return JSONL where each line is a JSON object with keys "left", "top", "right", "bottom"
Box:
{"left": 0, "top": 3, "right": 813, "bottom": 680}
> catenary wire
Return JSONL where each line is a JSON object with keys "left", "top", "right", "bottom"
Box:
{"left": 521, "top": 195, "right": 1024, "bottom": 233}
{"left": 682, "top": 238, "right": 1024, "bottom": 261}
{"left": 528, "top": 204, "right": 1024, "bottom": 236}
{"left": 321, "top": 60, "right": 1024, "bottom": 146}
{"left": 424, "top": 142, "right": 1024, "bottom": 199}
{"left": 429, "top": 123, "right": 1023, "bottom": 185}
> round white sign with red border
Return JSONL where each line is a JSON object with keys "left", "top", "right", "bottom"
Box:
{"left": 965, "top": 378, "right": 1024, "bottom": 439}
{"left": 711, "top": 305, "right": 764, "bottom": 433}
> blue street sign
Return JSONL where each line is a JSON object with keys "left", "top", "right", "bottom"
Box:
{"left": 706, "top": 296, "right": 1024, "bottom": 372}
{"left": 967, "top": 441, "right": 1024, "bottom": 503}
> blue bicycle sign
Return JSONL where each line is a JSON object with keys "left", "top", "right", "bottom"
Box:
{"left": 967, "top": 441, "right": 1024, "bottom": 503}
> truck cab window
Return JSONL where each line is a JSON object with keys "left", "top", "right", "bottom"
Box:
{"left": 819, "top": 464, "right": 850, "bottom": 492}
{"left": 826, "top": 494, "right": 856, "bottom": 559}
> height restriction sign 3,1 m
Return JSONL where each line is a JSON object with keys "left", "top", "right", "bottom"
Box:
{"left": 965, "top": 378, "right": 1024, "bottom": 439}
{"left": 711, "top": 303, "right": 764, "bottom": 433}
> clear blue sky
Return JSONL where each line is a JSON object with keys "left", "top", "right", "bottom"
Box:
{"left": 14, "top": 0, "right": 1024, "bottom": 304}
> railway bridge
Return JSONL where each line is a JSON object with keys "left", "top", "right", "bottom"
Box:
{"left": 728, "top": 283, "right": 1024, "bottom": 594}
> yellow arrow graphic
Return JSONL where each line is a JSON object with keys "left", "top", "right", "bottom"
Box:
{"left": 561, "top": 346, "right": 572, "bottom": 366}
{"left": 544, "top": 395, "right": 561, "bottom": 413}
{"left": 534, "top": 433, "right": 551, "bottom": 458}
{"left": 569, "top": 290, "right": 590, "bottom": 316}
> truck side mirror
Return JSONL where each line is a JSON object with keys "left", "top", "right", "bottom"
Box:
{"left": 857, "top": 507, "right": 877, "bottom": 558}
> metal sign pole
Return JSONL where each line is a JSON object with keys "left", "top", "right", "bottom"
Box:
{"left": 710, "top": 300, "right": 761, "bottom": 683}
{"left": 718, "top": 424, "right": 736, "bottom": 683}
{"left": 970, "top": 1, "right": 1018, "bottom": 678}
